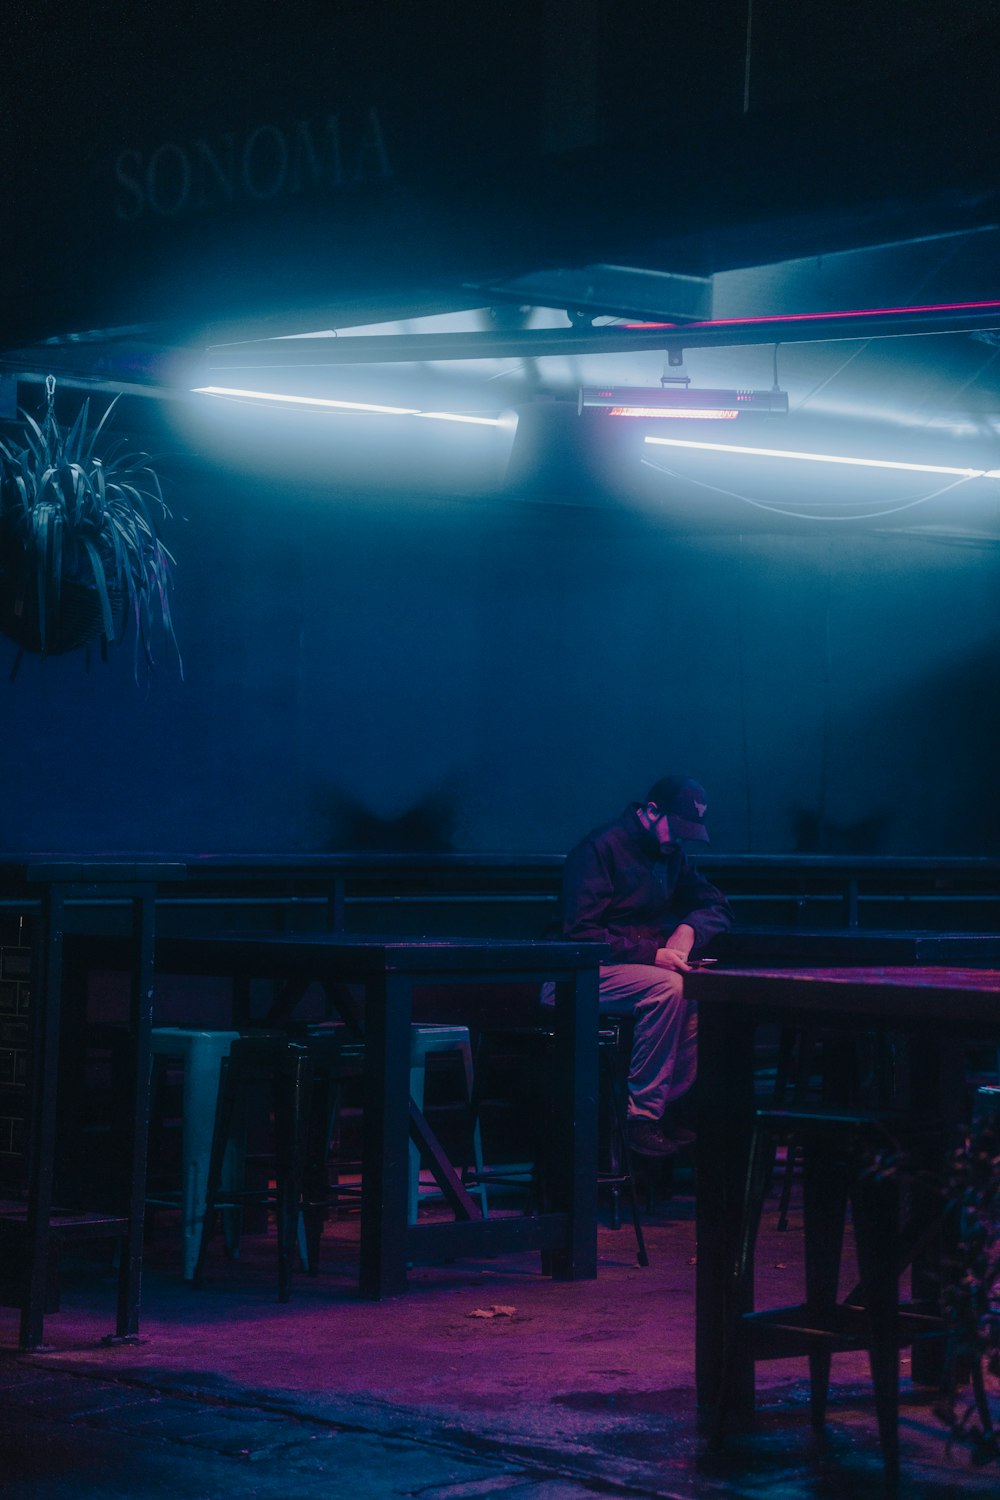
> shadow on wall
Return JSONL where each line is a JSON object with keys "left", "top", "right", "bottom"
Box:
{"left": 890, "top": 639, "right": 1000, "bottom": 855}
{"left": 316, "top": 787, "right": 458, "bottom": 851}
{"left": 793, "top": 638, "right": 1000, "bottom": 856}
{"left": 792, "top": 807, "right": 894, "bottom": 854}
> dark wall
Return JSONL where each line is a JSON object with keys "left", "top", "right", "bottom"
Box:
{"left": 3, "top": 418, "right": 998, "bottom": 856}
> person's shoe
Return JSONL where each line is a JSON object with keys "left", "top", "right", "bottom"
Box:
{"left": 627, "top": 1117, "right": 679, "bottom": 1157}
{"left": 659, "top": 1119, "right": 697, "bottom": 1149}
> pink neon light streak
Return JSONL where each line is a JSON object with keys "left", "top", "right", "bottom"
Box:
{"left": 623, "top": 298, "right": 1000, "bottom": 333}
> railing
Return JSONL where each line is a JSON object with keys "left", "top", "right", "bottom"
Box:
{"left": 3, "top": 852, "right": 1000, "bottom": 939}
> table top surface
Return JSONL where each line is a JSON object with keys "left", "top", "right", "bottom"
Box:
{"left": 719, "top": 927, "right": 1000, "bottom": 946}
{"left": 689, "top": 963, "right": 1000, "bottom": 988}
{"left": 157, "top": 931, "right": 608, "bottom": 975}
{"left": 685, "top": 963, "right": 1000, "bottom": 1024}
{"left": 714, "top": 928, "right": 1000, "bottom": 966}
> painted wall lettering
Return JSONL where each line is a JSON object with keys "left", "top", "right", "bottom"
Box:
{"left": 113, "top": 108, "right": 391, "bottom": 221}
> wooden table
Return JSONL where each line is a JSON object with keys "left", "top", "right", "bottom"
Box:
{"left": 156, "top": 932, "right": 604, "bottom": 1298}
{"left": 713, "top": 927, "right": 1000, "bottom": 967}
{"left": 684, "top": 964, "right": 1000, "bottom": 1418}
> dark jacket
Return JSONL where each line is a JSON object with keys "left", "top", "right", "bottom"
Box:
{"left": 560, "top": 806, "right": 733, "bottom": 965}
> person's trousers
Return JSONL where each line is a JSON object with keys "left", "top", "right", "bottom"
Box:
{"left": 596, "top": 964, "right": 696, "bottom": 1121}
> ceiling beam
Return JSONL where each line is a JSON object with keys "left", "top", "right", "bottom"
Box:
{"left": 203, "top": 301, "right": 1000, "bottom": 368}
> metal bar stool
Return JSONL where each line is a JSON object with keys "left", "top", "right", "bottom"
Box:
{"left": 712, "top": 1102, "right": 945, "bottom": 1481}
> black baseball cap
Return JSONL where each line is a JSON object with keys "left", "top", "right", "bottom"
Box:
{"left": 646, "top": 776, "right": 710, "bottom": 842}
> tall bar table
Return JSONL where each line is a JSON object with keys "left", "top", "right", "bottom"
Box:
{"left": 157, "top": 933, "right": 605, "bottom": 1298}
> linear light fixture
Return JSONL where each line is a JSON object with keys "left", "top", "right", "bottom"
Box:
{"left": 192, "top": 385, "right": 506, "bottom": 426}
{"left": 580, "top": 385, "right": 788, "bottom": 418}
{"left": 643, "top": 434, "right": 1000, "bottom": 479}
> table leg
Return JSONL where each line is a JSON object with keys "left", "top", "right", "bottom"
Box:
{"left": 359, "top": 972, "right": 412, "bottom": 1299}
{"left": 21, "top": 888, "right": 64, "bottom": 1351}
{"left": 696, "top": 999, "right": 756, "bottom": 1416}
{"left": 547, "top": 968, "right": 599, "bottom": 1282}
{"left": 114, "top": 890, "right": 156, "bottom": 1340}
{"left": 908, "top": 1031, "right": 961, "bottom": 1387}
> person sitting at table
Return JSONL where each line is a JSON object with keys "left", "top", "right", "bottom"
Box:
{"left": 553, "top": 775, "right": 733, "bottom": 1157}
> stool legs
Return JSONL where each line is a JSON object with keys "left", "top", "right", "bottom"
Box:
{"left": 193, "top": 1041, "right": 313, "bottom": 1301}
{"left": 299, "top": 1070, "right": 347, "bottom": 1275}
{"left": 802, "top": 1135, "right": 851, "bottom": 1435}
{"left": 600, "top": 1037, "right": 648, "bottom": 1268}
{"left": 179, "top": 1040, "right": 239, "bottom": 1279}
{"left": 715, "top": 1111, "right": 911, "bottom": 1480}
{"left": 852, "top": 1168, "right": 902, "bottom": 1480}
{"left": 712, "top": 1121, "right": 775, "bottom": 1445}
{"left": 271, "top": 1046, "right": 313, "bottom": 1303}
{"left": 408, "top": 1027, "right": 487, "bottom": 1223}
{"left": 192, "top": 1053, "right": 238, "bottom": 1290}
{"left": 148, "top": 1030, "right": 240, "bottom": 1280}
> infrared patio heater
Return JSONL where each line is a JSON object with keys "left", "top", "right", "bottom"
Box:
{"left": 578, "top": 379, "right": 788, "bottom": 421}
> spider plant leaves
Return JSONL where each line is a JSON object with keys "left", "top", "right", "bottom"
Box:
{"left": 57, "top": 463, "right": 82, "bottom": 520}
{"left": 82, "top": 395, "right": 119, "bottom": 466}
{"left": 17, "top": 409, "right": 46, "bottom": 464}
{"left": 81, "top": 536, "right": 116, "bottom": 642}
{"left": 0, "top": 389, "right": 180, "bottom": 675}
{"left": 34, "top": 505, "right": 51, "bottom": 647}
{"left": 62, "top": 399, "right": 90, "bottom": 466}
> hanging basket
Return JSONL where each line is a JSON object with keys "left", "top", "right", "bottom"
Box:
{"left": 0, "top": 376, "right": 180, "bottom": 676}
{"left": 0, "top": 565, "right": 125, "bottom": 656}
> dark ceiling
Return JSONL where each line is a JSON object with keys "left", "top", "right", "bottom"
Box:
{"left": 3, "top": 2, "right": 1000, "bottom": 538}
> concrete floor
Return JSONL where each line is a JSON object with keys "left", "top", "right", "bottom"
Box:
{"left": 1, "top": 1171, "right": 997, "bottom": 1500}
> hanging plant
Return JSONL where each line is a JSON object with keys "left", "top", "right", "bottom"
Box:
{"left": 0, "top": 376, "right": 181, "bottom": 676}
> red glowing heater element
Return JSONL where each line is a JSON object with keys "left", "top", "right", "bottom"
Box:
{"left": 579, "top": 386, "right": 788, "bottom": 418}
{"left": 609, "top": 405, "right": 739, "bottom": 419}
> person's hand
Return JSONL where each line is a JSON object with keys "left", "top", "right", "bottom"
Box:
{"left": 654, "top": 946, "right": 692, "bottom": 973}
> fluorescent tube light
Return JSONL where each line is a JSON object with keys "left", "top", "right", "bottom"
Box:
{"left": 416, "top": 410, "right": 506, "bottom": 427}
{"left": 643, "top": 434, "right": 1000, "bottom": 480}
{"left": 192, "top": 385, "right": 505, "bottom": 425}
